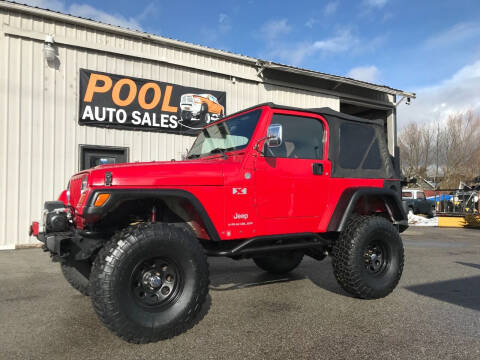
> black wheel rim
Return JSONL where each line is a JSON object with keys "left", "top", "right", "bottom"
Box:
{"left": 130, "top": 257, "right": 183, "bottom": 309}
{"left": 363, "top": 240, "right": 389, "bottom": 275}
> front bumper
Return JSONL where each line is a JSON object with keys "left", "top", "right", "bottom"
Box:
{"left": 37, "top": 231, "right": 73, "bottom": 257}
{"left": 31, "top": 200, "right": 105, "bottom": 261}
{"left": 35, "top": 228, "right": 104, "bottom": 262}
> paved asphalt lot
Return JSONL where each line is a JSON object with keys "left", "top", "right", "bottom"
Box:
{"left": 1, "top": 227, "right": 480, "bottom": 360}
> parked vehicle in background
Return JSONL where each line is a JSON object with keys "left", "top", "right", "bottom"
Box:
{"left": 180, "top": 93, "right": 224, "bottom": 124}
{"left": 428, "top": 189, "right": 479, "bottom": 215}
{"left": 402, "top": 189, "right": 435, "bottom": 217}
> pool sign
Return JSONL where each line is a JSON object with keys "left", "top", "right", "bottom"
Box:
{"left": 78, "top": 69, "right": 226, "bottom": 135}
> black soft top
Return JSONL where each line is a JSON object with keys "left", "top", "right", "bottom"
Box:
{"left": 244, "top": 102, "right": 394, "bottom": 179}
{"left": 236, "top": 102, "right": 384, "bottom": 126}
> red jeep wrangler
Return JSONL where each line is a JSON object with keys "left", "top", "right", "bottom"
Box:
{"left": 31, "top": 103, "right": 407, "bottom": 343}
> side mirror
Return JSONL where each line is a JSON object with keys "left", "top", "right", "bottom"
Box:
{"left": 266, "top": 124, "right": 282, "bottom": 148}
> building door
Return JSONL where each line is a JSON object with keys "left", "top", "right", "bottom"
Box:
{"left": 80, "top": 145, "right": 129, "bottom": 170}
{"left": 255, "top": 111, "right": 330, "bottom": 219}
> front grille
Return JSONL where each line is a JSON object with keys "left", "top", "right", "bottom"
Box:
{"left": 69, "top": 174, "right": 85, "bottom": 207}
{"left": 181, "top": 95, "right": 193, "bottom": 104}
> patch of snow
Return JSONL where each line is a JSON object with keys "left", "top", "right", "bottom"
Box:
{"left": 408, "top": 213, "right": 438, "bottom": 226}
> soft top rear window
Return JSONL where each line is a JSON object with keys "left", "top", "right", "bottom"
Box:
{"left": 339, "top": 122, "right": 381, "bottom": 170}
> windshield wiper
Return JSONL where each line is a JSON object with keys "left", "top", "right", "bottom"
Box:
{"left": 186, "top": 154, "right": 200, "bottom": 159}
{"left": 188, "top": 147, "right": 236, "bottom": 160}
{"left": 208, "top": 148, "right": 228, "bottom": 159}
{"left": 209, "top": 147, "right": 238, "bottom": 158}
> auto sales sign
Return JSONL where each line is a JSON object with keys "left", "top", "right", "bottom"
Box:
{"left": 79, "top": 69, "right": 227, "bottom": 135}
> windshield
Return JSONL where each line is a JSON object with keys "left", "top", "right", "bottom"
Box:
{"left": 187, "top": 109, "right": 262, "bottom": 159}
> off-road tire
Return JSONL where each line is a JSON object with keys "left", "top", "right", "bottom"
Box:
{"left": 61, "top": 262, "right": 90, "bottom": 296}
{"left": 90, "top": 223, "right": 209, "bottom": 343}
{"left": 332, "top": 216, "right": 404, "bottom": 299}
{"left": 253, "top": 251, "right": 304, "bottom": 274}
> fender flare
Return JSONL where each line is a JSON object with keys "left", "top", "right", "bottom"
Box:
{"left": 83, "top": 189, "right": 221, "bottom": 241}
{"left": 327, "top": 187, "right": 408, "bottom": 232}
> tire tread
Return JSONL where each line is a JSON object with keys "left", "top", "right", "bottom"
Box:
{"left": 61, "top": 262, "right": 90, "bottom": 296}
{"left": 90, "top": 223, "right": 209, "bottom": 343}
{"left": 332, "top": 216, "right": 404, "bottom": 299}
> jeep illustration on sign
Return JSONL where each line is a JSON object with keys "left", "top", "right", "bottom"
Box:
{"left": 180, "top": 93, "right": 225, "bottom": 126}
{"left": 79, "top": 69, "right": 226, "bottom": 135}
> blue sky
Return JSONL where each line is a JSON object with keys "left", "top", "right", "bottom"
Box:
{"left": 16, "top": 1, "right": 480, "bottom": 125}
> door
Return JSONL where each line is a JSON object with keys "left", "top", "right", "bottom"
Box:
{"left": 80, "top": 145, "right": 128, "bottom": 170}
{"left": 255, "top": 111, "right": 331, "bottom": 220}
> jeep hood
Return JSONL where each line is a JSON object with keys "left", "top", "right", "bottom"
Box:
{"left": 86, "top": 159, "right": 224, "bottom": 187}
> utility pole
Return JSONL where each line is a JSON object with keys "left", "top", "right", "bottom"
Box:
{"left": 435, "top": 121, "right": 439, "bottom": 189}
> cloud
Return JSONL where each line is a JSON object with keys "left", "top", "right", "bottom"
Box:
{"left": 263, "top": 28, "right": 359, "bottom": 65}
{"left": 197, "top": 12, "right": 232, "bottom": 48}
{"left": 347, "top": 65, "right": 380, "bottom": 83}
{"left": 13, "top": 0, "right": 65, "bottom": 11}
{"left": 425, "top": 22, "right": 480, "bottom": 49}
{"left": 259, "top": 26, "right": 386, "bottom": 66}
{"left": 382, "top": 12, "right": 393, "bottom": 22}
{"left": 397, "top": 60, "right": 480, "bottom": 127}
{"left": 259, "top": 19, "right": 292, "bottom": 41}
{"left": 68, "top": 4, "right": 142, "bottom": 30}
{"left": 305, "top": 18, "right": 318, "bottom": 28}
{"left": 311, "top": 29, "right": 357, "bottom": 52}
{"left": 305, "top": 0, "right": 339, "bottom": 27}
{"left": 135, "top": 2, "right": 159, "bottom": 23}
{"left": 363, "top": 0, "right": 389, "bottom": 8}
{"left": 218, "top": 13, "right": 232, "bottom": 33}
{"left": 13, "top": 0, "right": 151, "bottom": 31}
{"left": 324, "top": 1, "right": 339, "bottom": 15}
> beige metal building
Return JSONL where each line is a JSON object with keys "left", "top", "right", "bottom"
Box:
{"left": 0, "top": 1, "right": 414, "bottom": 249}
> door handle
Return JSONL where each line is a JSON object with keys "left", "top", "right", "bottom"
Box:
{"left": 313, "top": 163, "right": 323, "bottom": 175}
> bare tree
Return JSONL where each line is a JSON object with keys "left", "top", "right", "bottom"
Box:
{"left": 398, "top": 122, "right": 432, "bottom": 179}
{"left": 399, "top": 110, "right": 480, "bottom": 188}
{"left": 440, "top": 111, "right": 480, "bottom": 187}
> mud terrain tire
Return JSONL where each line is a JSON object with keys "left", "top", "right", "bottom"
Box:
{"left": 332, "top": 216, "right": 404, "bottom": 299}
{"left": 61, "top": 262, "right": 90, "bottom": 296}
{"left": 90, "top": 223, "right": 209, "bottom": 343}
{"left": 253, "top": 251, "right": 304, "bottom": 274}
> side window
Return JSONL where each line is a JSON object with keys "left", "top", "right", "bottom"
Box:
{"left": 339, "top": 122, "right": 382, "bottom": 170}
{"left": 266, "top": 114, "right": 324, "bottom": 159}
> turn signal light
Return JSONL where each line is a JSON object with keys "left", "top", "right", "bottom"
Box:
{"left": 94, "top": 193, "right": 110, "bottom": 207}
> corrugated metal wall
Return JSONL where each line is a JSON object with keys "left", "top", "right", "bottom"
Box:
{"left": 0, "top": 8, "right": 339, "bottom": 248}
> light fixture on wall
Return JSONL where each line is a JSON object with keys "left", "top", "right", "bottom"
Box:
{"left": 43, "top": 34, "right": 56, "bottom": 62}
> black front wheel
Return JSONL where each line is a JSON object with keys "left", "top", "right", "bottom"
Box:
{"left": 332, "top": 216, "right": 404, "bottom": 299}
{"left": 90, "top": 223, "right": 209, "bottom": 343}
